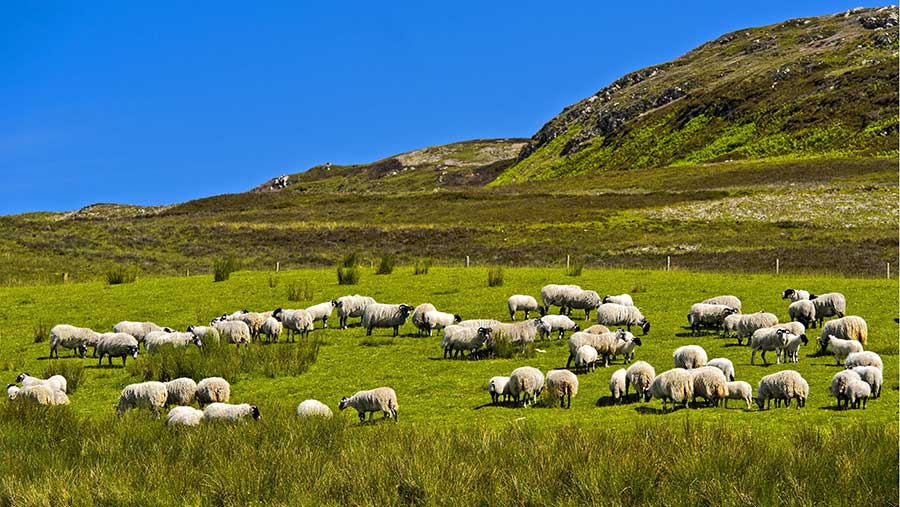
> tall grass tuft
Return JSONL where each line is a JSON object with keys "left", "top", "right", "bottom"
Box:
{"left": 267, "top": 274, "right": 278, "bottom": 288}
{"left": 33, "top": 320, "right": 48, "bottom": 343}
{"left": 213, "top": 256, "right": 238, "bottom": 282}
{"left": 106, "top": 266, "right": 136, "bottom": 285}
{"left": 43, "top": 361, "right": 84, "bottom": 393}
{"left": 487, "top": 267, "right": 504, "bottom": 287}
{"left": 413, "top": 258, "right": 430, "bottom": 275}
{"left": 287, "top": 280, "right": 313, "bottom": 302}
{"left": 376, "top": 255, "right": 396, "bottom": 275}
{"left": 566, "top": 262, "right": 584, "bottom": 277}
{"left": 337, "top": 253, "right": 361, "bottom": 285}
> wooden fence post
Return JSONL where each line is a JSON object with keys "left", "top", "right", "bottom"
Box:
{"left": 566, "top": 255, "right": 570, "bottom": 270}
{"left": 276, "top": 262, "right": 280, "bottom": 272}
{"left": 666, "top": 256, "right": 671, "bottom": 272}
{"left": 888, "top": 262, "right": 891, "bottom": 279}
{"left": 776, "top": 258, "right": 780, "bottom": 274}
{"left": 465, "top": 256, "right": 470, "bottom": 268}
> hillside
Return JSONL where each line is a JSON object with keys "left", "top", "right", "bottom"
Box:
{"left": 493, "top": 6, "right": 899, "bottom": 184}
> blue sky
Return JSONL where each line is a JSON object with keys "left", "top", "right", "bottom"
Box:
{"left": 1, "top": 1, "right": 864, "bottom": 214}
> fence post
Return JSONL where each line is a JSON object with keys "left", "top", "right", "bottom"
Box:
{"left": 776, "top": 258, "right": 780, "bottom": 274}
{"left": 276, "top": 261, "right": 280, "bottom": 272}
{"left": 186, "top": 269, "right": 190, "bottom": 277}
{"left": 888, "top": 262, "right": 891, "bottom": 279}
{"left": 62, "top": 272, "right": 69, "bottom": 283}
{"left": 666, "top": 256, "right": 671, "bottom": 272}
{"left": 465, "top": 256, "right": 470, "bottom": 268}
{"left": 566, "top": 255, "right": 570, "bottom": 270}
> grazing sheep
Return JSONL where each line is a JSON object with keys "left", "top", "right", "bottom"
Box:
{"left": 458, "top": 319, "right": 503, "bottom": 329}
{"left": 846, "top": 380, "right": 871, "bottom": 409}
{"left": 488, "top": 376, "right": 511, "bottom": 405}
{"left": 673, "top": 345, "right": 708, "bottom": 370}
{"left": 507, "top": 295, "right": 543, "bottom": 320}
{"left": 817, "top": 316, "right": 868, "bottom": 353}
{"left": 305, "top": 301, "right": 336, "bottom": 329}
{"left": 144, "top": 331, "right": 202, "bottom": 354}
{"left": 724, "top": 381, "right": 753, "bottom": 409}
{"left": 722, "top": 313, "right": 742, "bottom": 339}
{"left": 117, "top": 382, "right": 168, "bottom": 418}
{"left": 339, "top": 387, "right": 399, "bottom": 422}
{"left": 563, "top": 289, "right": 602, "bottom": 320}
{"left": 539, "top": 315, "right": 580, "bottom": 340}
{"left": 701, "top": 295, "right": 742, "bottom": 313}
{"left": 809, "top": 292, "right": 846, "bottom": 327}
{"left": 583, "top": 324, "right": 610, "bottom": 334}
{"left": 489, "top": 319, "right": 551, "bottom": 354}
{"left": 166, "top": 406, "right": 204, "bottom": 427}
{"left": 625, "top": 361, "right": 655, "bottom": 399}
{"left": 113, "top": 321, "right": 172, "bottom": 344}
{"left": 16, "top": 373, "right": 67, "bottom": 393}
{"left": 757, "top": 370, "right": 808, "bottom": 409}
{"left": 335, "top": 295, "right": 377, "bottom": 329}
{"left": 546, "top": 369, "right": 579, "bottom": 408}
{"left": 361, "top": 304, "right": 414, "bottom": 337}
{"left": 212, "top": 320, "right": 252, "bottom": 347}
{"left": 687, "top": 304, "right": 738, "bottom": 337}
{"left": 541, "top": 284, "right": 582, "bottom": 314}
{"left": 49, "top": 324, "right": 99, "bottom": 359}
{"left": 706, "top": 358, "right": 735, "bottom": 382}
{"left": 16, "top": 384, "right": 69, "bottom": 406}
{"left": 566, "top": 329, "right": 627, "bottom": 368}
{"left": 850, "top": 366, "right": 883, "bottom": 398}
{"left": 187, "top": 325, "right": 220, "bottom": 344}
{"left": 646, "top": 368, "right": 693, "bottom": 412}
{"left": 772, "top": 321, "right": 806, "bottom": 337}
{"left": 609, "top": 368, "right": 627, "bottom": 403}
{"left": 441, "top": 326, "right": 491, "bottom": 359}
{"left": 690, "top": 366, "right": 728, "bottom": 407}
{"left": 95, "top": 333, "right": 140, "bottom": 366}
{"left": 195, "top": 377, "right": 230, "bottom": 407}
{"left": 781, "top": 288, "right": 811, "bottom": 302}
{"left": 596, "top": 303, "right": 650, "bottom": 335}
{"left": 831, "top": 370, "right": 862, "bottom": 409}
{"left": 574, "top": 345, "right": 598, "bottom": 373}
{"left": 203, "top": 403, "right": 261, "bottom": 422}
{"left": 613, "top": 334, "right": 642, "bottom": 364}
{"left": 787, "top": 300, "right": 816, "bottom": 329}
{"left": 731, "top": 312, "right": 779, "bottom": 344}
{"left": 272, "top": 308, "right": 314, "bottom": 341}
{"left": 749, "top": 328, "right": 791, "bottom": 365}
{"left": 423, "top": 310, "right": 462, "bottom": 337}
{"left": 164, "top": 378, "right": 198, "bottom": 407}
{"left": 820, "top": 335, "right": 864, "bottom": 365}
{"left": 411, "top": 304, "right": 437, "bottom": 336}
{"left": 297, "top": 399, "right": 333, "bottom": 418}
{"left": 259, "top": 316, "right": 283, "bottom": 343}
{"left": 227, "top": 311, "right": 266, "bottom": 340}
{"left": 6, "top": 384, "right": 19, "bottom": 400}
{"left": 508, "top": 367, "right": 545, "bottom": 407}
{"left": 844, "top": 351, "right": 883, "bottom": 371}
{"left": 782, "top": 332, "right": 809, "bottom": 363}
{"left": 602, "top": 294, "right": 633, "bottom": 306}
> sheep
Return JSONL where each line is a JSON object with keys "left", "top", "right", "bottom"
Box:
{"left": 724, "top": 381, "right": 753, "bottom": 409}
{"left": 787, "top": 300, "right": 816, "bottom": 329}
{"left": 701, "top": 295, "right": 742, "bottom": 313}
{"left": 16, "top": 384, "right": 69, "bottom": 406}
{"left": 566, "top": 329, "right": 627, "bottom": 368}
{"left": 574, "top": 345, "right": 598, "bottom": 373}
{"left": 757, "top": 370, "right": 808, "bottom": 409}
{"left": 259, "top": 316, "right": 283, "bottom": 343}
{"left": 113, "top": 321, "right": 172, "bottom": 344}
{"left": 6, "top": 384, "right": 19, "bottom": 400}
{"left": 540, "top": 284, "right": 582, "bottom": 315}
{"left": 772, "top": 321, "right": 806, "bottom": 337}
{"left": 625, "top": 361, "right": 655, "bottom": 400}
{"left": 203, "top": 403, "right": 261, "bottom": 422}
{"left": 49, "top": 324, "right": 99, "bottom": 359}
{"left": 809, "top": 292, "right": 846, "bottom": 327}
{"left": 596, "top": 303, "right": 650, "bottom": 335}
{"left": 844, "top": 351, "right": 883, "bottom": 371}
{"left": 488, "top": 319, "right": 551, "bottom": 354}
{"left": 546, "top": 369, "right": 579, "bottom": 408}
{"left": 690, "top": 366, "right": 727, "bottom": 407}
{"left": 272, "top": 308, "right": 314, "bottom": 341}
{"left": 831, "top": 370, "right": 862, "bottom": 409}
{"left": 164, "top": 378, "right": 198, "bottom": 406}
{"left": 646, "top": 368, "right": 693, "bottom": 412}
{"left": 613, "top": 334, "right": 642, "bottom": 364}
{"left": 846, "top": 380, "right": 871, "bottom": 409}
{"left": 335, "top": 295, "right": 377, "bottom": 329}
{"left": 819, "top": 335, "right": 864, "bottom": 365}
{"left": 673, "top": 345, "right": 707, "bottom": 370}
{"left": 166, "top": 406, "right": 205, "bottom": 427}
{"left": 602, "top": 294, "right": 633, "bottom": 306}
{"left": 441, "top": 325, "right": 491, "bottom": 359}
{"left": 731, "top": 312, "right": 779, "bottom": 344}
{"left": 781, "top": 288, "right": 811, "bottom": 302}
{"left": 361, "top": 304, "right": 414, "bottom": 337}
{"left": 458, "top": 319, "right": 502, "bottom": 329}
{"left": 227, "top": 311, "right": 266, "bottom": 341}
{"left": 117, "top": 381, "right": 168, "bottom": 418}
{"left": 144, "top": 331, "right": 202, "bottom": 354}
{"left": 339, "top": 387, "right": 398, "bottom": 422}
{"left": 297, "top": 399, "right": 333, "bottom": 418}
{"left": 583, "top": 324, "right": 610, "bottom": 334}
{"left": 850, "top": 366, "right": 883, "bottom": 398}
{"left": 563, "top": 289, "right": 602, "bottom": 320}
{"left": 195, "top": 377, "right": 230, "bottom": 407}
{"left": 687, "top": 304, "right": 738, "bottom": 336}
{"left": 609, "top": 368, "right": 627, "bottom": 403}
{"left": 539, "top": 315, "right": 580, "bottom": 340}
{"left": 488, "top": 376, "right": 511, "bottom": 405}
{"left": 782, "top": 332, "right": 809, "bottom": 363}
{"left": 706, "top": 358, "right": 735, "bottom": 382}
{"left": 749, "top": 328, "right": 791, "bottom": 365}
{"left": 423, "top": 310, "right": 462, "bottom": 337}
{"left": 212, "top": 320, "right": 251, "bottom": 347}
{"left": 95, "top": 333, "right": 140, "bottom": 366}
{"left": 817, "top": 316, "right": 868, "bottom": 353}
{"left": 411, "top": 303, "right": 437, "bottom": 336}
{"left": 722, "top": 314, "right": 742, "bottom": 339}
{"left": 508, "top": 367, "right": 545, "bottom": 407}
{"left": 15, "top": 373, "right": 67, "bottom": 393}
{"left": 507, "top": 295, "right": 543, "bottom": 320}
{"left": 187, "top": 325, "right": 220, "bottom": 344}
{"left": 305, "top": 301, "right": 336, "bottom": 329}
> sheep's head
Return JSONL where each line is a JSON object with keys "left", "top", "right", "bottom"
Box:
{"left": 602, "top": 295, "right": 612, "bottom": 304}
{"left": 633, "top": 337, "right": 643, "bottom": 347}
{"left": 799, "top": 334, "right": 808, "bottom": 346}
{"left": 399, "top": 304, "right": 414, "bottom": 315}
{"left": 572, "top": 324, "right": 581, "bottom": 332}
{"left": 128, "top": 346, "right": 139, "bottom": 359}
{"left": 614, "top": 329, "right": 626, "bottom": 340}
{"left": 249, "top": 405, "right": 261, "bottom": 420}
{"left": 163, "top": 327, "right": 174, "bottom": 333}
{"left": 817, "top": 334, "right": 832, "bottom": 353}
{"left": 338, "top": 397, "right": 350, "bottom": 411}
{"left": 187, "top": 325, "right": 195, "bottom": 333}
{"left": 808, "top": 294, "right": 818, "bottom": 300}
{"left": 453, "top": 314, "right": 462, "bottom": 323}
{"left": 538, "top": 306, "right": 546, "bottom": 316}
{"left": 77, "top": 344, "right": 88, "bottom": 358}
{"left": 273, "top": 308, "right": 284, "bottom": 320}
{"left": 192, "top": 336, "right": 203, "bottom": 348}
{"left": 333, "top": 300, "right": 343, "bottom": 309}
{"left": 533, "top": 319, "right": 550, "bottom": 334}
{"left": 781, "top": 289, "right": 794, "bottom": 299}
{"left": 639, "top": 320, "right": 651, "bottom": 335}
{"left": 755, "top": 396, "right": 766, "bottom": 410}
{"left": 723, "top": 308, "right": 739, "bottom": 317}
{"left": 14, "top": 373, "right": 28, "bottom": 383}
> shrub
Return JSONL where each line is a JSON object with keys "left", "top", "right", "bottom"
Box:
{"left": 43, "top": 361, "right": 84, "bottom": 393}
{"left": 33, "top": 320, "right": 48, "bottom": 343}
{"left": 487, "top": 267, "right": 504, "bottom": 287}
{"left": 213, "top": 256, "right": 238, "bottom": 282}
{"left": 106, "top": 267, "right": 136, "bottom": 285}
{"left": 490, "top": 339, "right": 534, "bottom": 359}
{"left": 337, "top": 267, "right": 360, "bottom": 285}
{"left": 339, "top": 253, "right": 359, "bottom": 268}
{"left": 414, "top": 258, "right": 431, "bottom": 275}
{"left": 287, "top": 280, "right": 314, "bottom": 302}
{"left": 630, "top": 283, "right": 648, "bottom": 293}
{"left": 566, "top": 262, "right": 584, "bottom": 277}
{"left": 376, "top": 255, "right": 396, "bottom": 275}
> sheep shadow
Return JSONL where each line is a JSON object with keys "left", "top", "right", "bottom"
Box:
{"left": 84, "top": 364, "right": 127, "bottom": 370}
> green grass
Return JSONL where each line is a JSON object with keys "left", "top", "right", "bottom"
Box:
{"left": 0, "top": 267, "right": 896, "bottom": 504}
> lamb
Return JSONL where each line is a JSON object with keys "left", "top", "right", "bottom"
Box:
{"left": 423, "top": 310, "right": 462, "bottom": 337}
{"left": 844, "top": 351, "right": 883, "bottom": 371}
{"left": 749, "top": 327, "right": 791, "bottom": 365}
{"left": 16, "top": 384, "right": 69, "bottom": 406}
{"left": 305, "top": 301, "right": 336, "bottom": 329}
{"left": 508, "top": 367, "right": 545, "bottom": 407}
{"left": 49, "top": 324, "right": 100, "bottom": 358}
{"left": 144, "top": 331, "right": 202, "bottom": 354}
{"left": 818, "top": 316, "right": 867, "bottom": 353}
{"left": 673, "top": 345, "right": 707, "bottom": 370}
{"left": 583, "top": 324, "right": 610, "bottom": 334}
{"left": 850, "top": 366, "right": 883, "bottom": 398}
{"left": 596, "top": 303, "right": 650, "bottom": 335}
{"left": 113, "top": 321, "right": 172, "bottom": 343}
{"left": 411, "top": 304, "right": 437, "bottom": 336}
{"left": 212, "top": 320, "right": 252, "bottom": 347}
{"left": 646, "top": 368, "right": 693, "bottom": 412}
{"left": 690, "top": 366, "right": 727, "bottom": 407}
{"left": 819, "top": 335, "right": 864, "bottom": 365}
{"left": 724, "top": 381, "right": 753, "bottom": 409}
{"left": 488, "top": 319, "right": 551, "bottom": 354}
{"left": 187, "top": 325, "right": 220, "bottom": 344}
{"left": 166, "top": 406, "right": 205, "bottom": 426}
{"left": 625, "top": 361, "right": 655, "bottom": 399}
{"left": 687, "top": 304, "right": 738, "bottom": 336}
{"left": 272, "top": 308, "right": 314, "bottom": 341}
{"left": 297, "top": 399, "right": 333, "bottom": 418}
{"left": 339, "top": 387, "right": 399, "bottom": 422}
{"left": 488, "top": 376, "right": 511, "bottom": 405}
{"left": 259, "top": 316, "right": 283, "bottom": 343}
{"left": 701, "top": 295, "right": 742, "bottom": 313}
{"left": 757, "top": 370, "right": 808, "bottom": 409}
{"left": 574, "top": 345, "right": 598, "bottom": 373}
{"left": 95, "top": 332, "right": 140, "bottom": 366}
{"left": 782, "top": 332, "right": 809, "bottom": 363}
{"left": 563, "top": 289, "right": 602, "bottom": 320}
{"left": 195, "top": 377, "right": 231, "bottom": 407}
{"left": 831, "top": 370, "right": 862, "bottom": 409}
{"left": 361, "top": 304, "right": 414, "bottom": 336}
{"left": 846, "top": 380, "right": 871, "bottom": 409}
{"left": 787, "top": 300, "right": 816, "bottom": 329}
{"left": 540, "top": 284, "right": 582, "bottom": 315}
{"left": 539, "top": 315, "right": 580, "bottom": 340}
{"left": 602, "top": 294, "right": 633, "bottom": 306}
{"left": 706, "top": 358, "right": 735, "bottom": 381}
{"left": 731, "top": 312, "right": 779, "bottom": 344}
{"left": 15, "top": 373, "right": 67, "bottom": 393}
{"left": 203, "top": 403, "right": 261, "bottom": 422}
{"left": 507, "top": 295, "right": 543, "bottom": 320}
{"left": 164, "top": 378, "right": 198, "bottom": 406}
{"left": 458, "top": 319, "right": 502, "bottom": 329}
{"left": 441, "top": 325, "right": 491, "bottom": 359}
{"left": 809, "top": 292, "right": 846, "bottom": 327}
{"left": 566, "top": 329, "right": 627, "bottom": 368}
{"left": 117, "top": 381, "right": 168, "bottom": 418}
{"left": 613, "top": 334, "right": 642, "bottom": 364}
{"left": 546, "top": 369, "right": 579, "bottom": 408}
{"left": 609, "top": 368, "right": 627, "bottom": 403}
{"left": 335, "top": 295, "right": 377, "bottom": 329}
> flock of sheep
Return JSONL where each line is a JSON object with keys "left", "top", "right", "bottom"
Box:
{"left": 4, "top": 284, "right": 885, "bottom": 424}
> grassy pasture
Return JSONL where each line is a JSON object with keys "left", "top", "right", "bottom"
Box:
{"left": 0, "top": 267, "right": 896, "bottom": 505}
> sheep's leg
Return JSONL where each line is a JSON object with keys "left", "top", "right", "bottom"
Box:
{"left": 366, "top": 327, "right": 372, "bottom": 337}
{"left": 358, "top": 411, "right": 365, "bottom": 423}
{"left": 122, "top": 356, "right": 127, "bottom": 366}
{"left": 393, "top": 326, "right": 399, "bottom": 337}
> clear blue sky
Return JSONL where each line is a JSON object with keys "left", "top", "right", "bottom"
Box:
{"left": 1, "top": 1, "right": 865, "bottom": 214}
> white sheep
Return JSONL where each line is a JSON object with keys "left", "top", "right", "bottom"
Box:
{"left": 212, "top": 320, "right": 252, "bottom": 347}
{"left": 411, "top": 303, "right": 437, "bottom": 336}
{"left": 540, "top": 284, "right": 582, "bottom": 315}
{"left": 706, "top": 357, "right": 735, "bottom": 382}
{"left": 787, "top": 300, "right": 816, "bottom": 329}
{"left": 297, "top": 399, "right": 333, "bottom": 418}
{"left": 757, "top": 370, "right": 808, "bottom": 409}
{"left": 782, "top": 332, "right": 809, "bottom": 363}
{"left": 259, "top": 316, "right": 283, "bottom": 343}
{"left": 731, "top": 312, "right": 779, "bottom": 344}
{"left": 361, "top": 304, "right": 414, "bottom": 336}
{"left": 203, "top": 403, "right": 261, "bottom": 422}
{"left": 673, "top": 345, "right": 707, "bottom": 370}
{"left": 687, "top": 304, "right": 738, "bottom": 336}
{"left": 113, "top": 321, "right": 172, "bottom": 343}
{"left": 566, "top": 329, "right": 627, "bottom": 368}
{"left": 6, "top": 384, "right": 19, "bottom": 400}
{"left": 227, "top": 311, "right": 266, "bottom": 341}
{"left": 49, "top": 324, "right": 100, "bottom": 358}
{"left": 820, "top": 335, "right": 864, "bottom": 365}
{"left": 724, "top": 381, "right": 753, "bottom": 409}
{"left": 423, "top": 310, "right": 462, "bottom": 337}
{"left": 846, "top": 380, "right": 871, "bottom": 409}
{"left": 441, "top": 325, "right": 491, "bottom": 359}
{"left": 508, "top": 367, "right": 544, "bottom": 407}
{"left": 95, "top": 333, "right": 140, "bottom": 366}
{"left": 602, "top": 294, "right": 634, "bottom": 306}
{"left": 546, "top": 369, "right": 579, "bottom": 408}
{"left": 305, "top": 301, "right": 336, "bottom": 329}
{"left": 166, "top": 406, "right": 205, "bottom": 426}
{"left": 701, "top": 295, "right": 742, "bottom": 312}
{"left": 16, "top": 373, "right": 67, "bottom": 393}
{"left": 488, "top": 319, "right": 550, "bottom": 354}
{"left": 574, "top": 345, "right": 598, "bottom": 373}
{"left": 563, "top": 289, "right": 602, "bottom": 320}
{"left": 144, "top": 331, "right": 202, "bottom": 354}
{"left": 625, "top": 361, "right": 655, "bottom": 400}
{"left": 507, "top": 295, "right": 543, "bottom": 320}
{"left": 272, "top": 308, "right": 314, "bottom": 341}
{"left": 117, "top": 381, "right": 168, "bottom": 418}
{"left": 690, "top": 366, "right": 727, "bottom": 407}
{"left": 458, "top": 319, "right": 502, "bottom": 329}
{"left": 164, "top": 378, "right": 198, "bottom": 406}
{"left": 850, "top": 366, "right": 883, "bottom": 398}
{"left": 781, "top": 288, "right": 810, "bottom": 302}
{"left": 844, "top": 351, "right": 882, "bottom": 371}
{"left": 749, "top": 327, "right": 791, "bottom": 365}
{"left": 613, "top": 333, "right": 642, "bottom": 364}
{"left": 335, "top": 295, "right": 377, "bottom": 329}
{"left": 16, "top": 384, "right": 69, "bottom": 406}
{"left": 609, "top": 368, "right": 627, "bottom": 403}
{"left": 596, "top": 303, "right": 650, "bottom": 335}
{"left": 772, "top": 321, "right": 806, "bottom": 337}
{"left": 195, "top": 377, "right": 230, "bottom": 407}
{"left": 646, "top": 368, "right": 693, "bottom": 412}
{"left": 187, "top": 325, "right": 220, "bottom": 344}
{"left": 538, "top": 314, "right": 580, "bottom": 340}
{"left": 722, "top": 313, "right": 741, "bottom": 339}
{"left": 809, "top": 292, "right": 846, "bottom": 327}
{"left": 831, "top": 370, "right": 862, "bottom": 409}
{"left": 583, "top": 324, "right": 610, "bottom": 334}
{"left": 339, "top": 387, "right": 399, "bottom": 422}
{"left": 817, "top": 316, "right": 867, "bottom": 353}
{"left": 488, "top": 376, "right": 511, "bottom": 405}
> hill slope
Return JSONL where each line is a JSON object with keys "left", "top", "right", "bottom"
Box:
{"left": 493, "top": 6, "right": 899, "bottom": 184}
